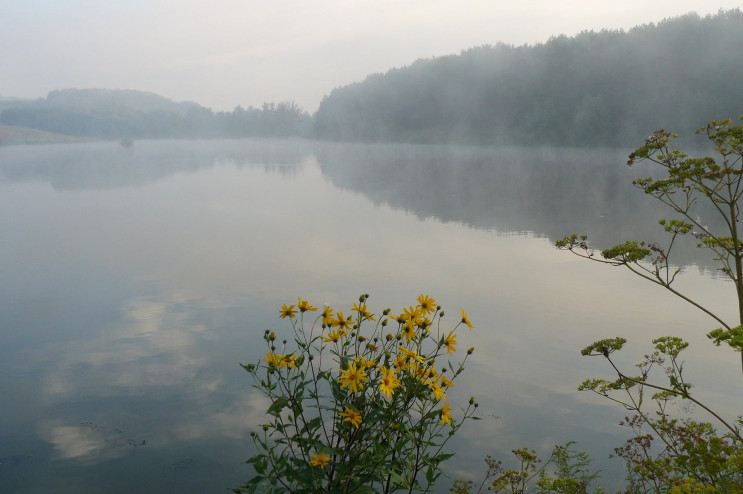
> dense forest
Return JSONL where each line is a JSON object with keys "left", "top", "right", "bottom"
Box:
{"left": 2, "top": 9, "right": 743, "bottom": 146}
{"left": 315, "top": 9, "right": 743, "bottom": 146}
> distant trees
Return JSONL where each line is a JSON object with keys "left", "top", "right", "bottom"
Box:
{"left": 313, "top": 9, "right": 743, "bottom": 147}
{"left": 0, "top": 89, "right": 310, "bottom": 140}
{"left": 6, "top": 10, "right": 743, "bottom": 146}
{"left": 215, "top": 102, "right": 310, "bottom": 138}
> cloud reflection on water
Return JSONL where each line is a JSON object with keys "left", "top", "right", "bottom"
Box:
{"left": 42, "top": 298, "right": 210, "bottom": 397}
{"left": 1, "top": 140, "right": 739, "bottom": 493}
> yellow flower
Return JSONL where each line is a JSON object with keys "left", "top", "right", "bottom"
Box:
{"left": 417, "top": 294, "right": 436, "bottom": 315}
{"left": 354, "top": 356, "right": 376, "bottom": 371}
{"left": 352, "top": 302, "right": 376, "bottom": 321}
{"left": 401, "top": 321, "right": 417, "bottom": 342}
{"left": 338, "top": 362, "right": 368, "bottom": 395}
{"left": 411, "top": 360, "right": 426, "bottom": 379}
{"left": 440, "top": 375, "right": 455, "bottom": 388}
{"left": 322, "top": 328, "right": 347, "bottom": 343}
{"left": 338, "top": 405, "right": 362, "bottom": 428}
{"left": 440, "top": 402, "right": 453, "bottom": 425}
{"left": 460, "top": 308, "right": 474, "bottom": 329}
{"left": 279, "top": 353, "right": 296, "bottom": 369}
{"left": 321, "top": 305, "right": 335, "bottom": 326}
{"left": 388, "top": 312, "right": 408, "bottom": 324}
{"left": 417, "top": 316, "right": 432, "bottom": 333}
{"left": 310, "top": 452, "right": 330, "bottom": 468}
{"left": 279, "top": 304, "right": 296, "bottom": 319}
{"left": 398, "top": 346, "right": 425, "bottom": 364}
{"left": 393, "top": 353, "right": 409, "bottom": 372}
{"left": 443, "top": 331, "right": 457, "bottom": 355}
{"left": 297, "top": 297, "right": 317, "bottom": 313}
{"left": 334, "top": 311, "right": 353, "bottom": 330}
{"left": 403, "top": 305, "right": 423, "bottom": 325}
{"left": 378, "top": 366, "right": 401, "bottom": 398}
{"left": 428, "top": 379, "right": 446, "bottom": 401}
{"left": 264, "top": 352, "right": 282, "bottom": 366}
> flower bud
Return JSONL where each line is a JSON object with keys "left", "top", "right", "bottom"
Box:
{"left": 467, "top": 347, "right": 474, "bottom": 355}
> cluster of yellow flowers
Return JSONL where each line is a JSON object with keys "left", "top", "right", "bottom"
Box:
{"left": 265, "top": 294, "right": 474, "bottom": 470}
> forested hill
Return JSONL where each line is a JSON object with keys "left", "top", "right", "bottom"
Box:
{"left": 0, "top": 88, "right": 310, "bottom": 140}
{"left": 313, "top": 9, "right": 743, "bottom": 147}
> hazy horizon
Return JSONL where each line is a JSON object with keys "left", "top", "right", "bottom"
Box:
{"left": 3, "top": 1, "right": 742, "bottom": 113}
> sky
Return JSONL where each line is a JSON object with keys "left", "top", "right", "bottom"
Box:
{"left": 2, "top": 1, "right": 741, "bottom": 113}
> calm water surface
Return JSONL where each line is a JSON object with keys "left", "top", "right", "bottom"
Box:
{"left": 1, "top": 139, "right": 739, "bottom": 493}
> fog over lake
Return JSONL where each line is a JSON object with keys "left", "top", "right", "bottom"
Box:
{"left": 1, "top": 140, "right": 739, "bottom": 493}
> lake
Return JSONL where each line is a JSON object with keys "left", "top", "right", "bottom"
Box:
{"left": 1, "top": 139, "right": 740, "bottom": 493}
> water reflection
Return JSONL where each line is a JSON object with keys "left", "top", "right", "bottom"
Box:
{"left": 0, "top": 140, "right": 739, "bottom": 493}
{"left": 314, "top": 141, "right": 724, "bottom": 270}
{"left": 0, "top": 139, "right": 311, "bottom": 190}
{"left": 1, "top": 139, "right": 723, "bottom": 270}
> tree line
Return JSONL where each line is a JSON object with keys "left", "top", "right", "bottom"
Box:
{"left": 314, "top": 9, "right": 743, "bottom": 147}
{"left": 0, "top": 89, "right": 310, "bottom": 140}
{"left": 3, "top": 10, "right": 743, "bottom": 146}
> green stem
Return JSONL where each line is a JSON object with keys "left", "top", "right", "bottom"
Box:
{"left": 609, "top": 363, "right": 742, "bottom": 441}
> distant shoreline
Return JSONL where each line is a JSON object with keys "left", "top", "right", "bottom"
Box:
{"left": 0, "top": 124, "right": 91, "bottom": 146}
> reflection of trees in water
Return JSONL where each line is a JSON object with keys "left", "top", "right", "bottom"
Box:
{"left": 1, "top": 139, "right": 723, "bottom": 270}
{"left": 315, "top": 141, "right": 722, "bottom": 271}
{"left": 0, "top": 139, "right": 313, "bottom": 190}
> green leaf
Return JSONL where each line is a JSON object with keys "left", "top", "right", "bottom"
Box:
{"left": 267, "top": 396, "right": 289, "bottom": 417}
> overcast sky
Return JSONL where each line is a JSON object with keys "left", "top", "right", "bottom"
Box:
{"left": 2, "top": 1, "right": 741, "bottom": 112}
